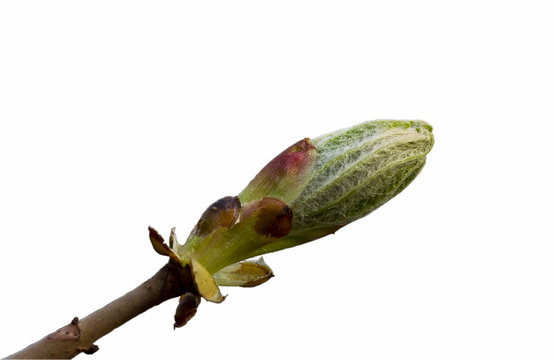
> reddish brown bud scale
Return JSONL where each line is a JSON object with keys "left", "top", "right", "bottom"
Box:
{"left": 192, "top": 196, "right": 241, "bottom": 237}
{"left": 239, "top": 138, "right": 317, "bottom": 204}
{"left": 173, "top": 292, "right": 201, "bottom": 329}
{"left": 241, "top": 197, "right": 293, "bottom": 238}
{"left": 272, "top": 138, "right": 316, "bottom": 176}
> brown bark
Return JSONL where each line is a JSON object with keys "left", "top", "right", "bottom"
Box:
{"left": 5, "top": 262, "right": 192, "bottom": 359}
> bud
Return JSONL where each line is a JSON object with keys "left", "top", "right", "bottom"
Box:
{"left": 245, "top": 120, "right": 434, "bottom": 257}
{"left": 296, "top": 120, "right": 433, "bottom": 228}
{"left": 150, "top": 120, "right": 433, "bottom": 303}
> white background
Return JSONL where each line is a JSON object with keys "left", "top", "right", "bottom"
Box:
{"left": 1, "top": 1, "right": 553, "bottom": 359}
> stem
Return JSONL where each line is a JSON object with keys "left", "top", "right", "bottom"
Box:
{"left": 5, "top": 262, "right": 193, "bottom": 359}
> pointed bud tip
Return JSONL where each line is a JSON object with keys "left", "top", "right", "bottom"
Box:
{"left": 239, "top": 138, "right": 317, "bottom": 204}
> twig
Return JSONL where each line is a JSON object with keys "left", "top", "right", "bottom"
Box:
{"left": 5, "top": 261, "right": 193, "bottom": 359}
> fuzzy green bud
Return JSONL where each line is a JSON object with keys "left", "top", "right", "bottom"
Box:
{"left": 296, "top": 120, "right": 433, "bottom": 229}
{"left": 246, "top": 120, "right": 434, "bottom": 257}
